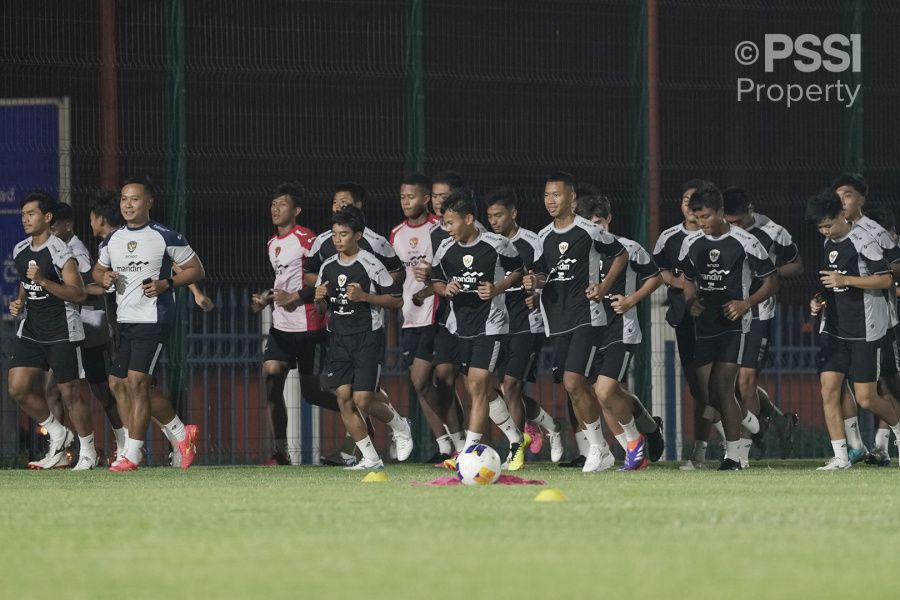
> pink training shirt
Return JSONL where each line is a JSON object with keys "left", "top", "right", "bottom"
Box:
{"left": 390, "top": 215, "right": 441, "bottom": 328}
{"left": 267, "top": 224, "right": 325, "bottom": 332}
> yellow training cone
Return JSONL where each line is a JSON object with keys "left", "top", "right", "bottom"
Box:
{"left": 362, "top": 471, "right": 388, "bottom": 483}
{"left": 533, "top": 489, "right": 567, "bottom": 502}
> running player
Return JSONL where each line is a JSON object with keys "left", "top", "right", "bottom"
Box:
{"left": 485, "top": 187, "right": 564, "bottom": 466}
{"left": 722, "top": 186, "right": 803, "bottom": 466}
{"left": 679, "top": 181, "right": 774, "bottom": 470}
{"left": 806, "top": 190, "right": 900, "bottom": 469}
{"left": 523, "top": 172, "right": 628, "bottom": 473}
{"left": 7, "top": 191, "right": 95, "bottom": 470}
{"left": 314, "top": 206, "right": 414, "bottom": 470}
{"left": 93, "top": 177, "right": 202, "bottom": 471}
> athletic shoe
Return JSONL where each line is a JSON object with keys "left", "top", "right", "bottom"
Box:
{"left": 393, "top": 418, "right": 414, "bottom": 462}
{"left": 169, "top": 445, "right": 183, "bottom": 468}
{"left": 322, "top": 452, "right": 357, "bottom": 467}
{"left": 27, "top": 429, "right": 74, "bottom": 470}
{"left": 848, "top": 447, "right": 869, "bottom": 465}
{"left": 525, "top": 422, "right": 543, "bottom": 453}
{"left": 426, "top": 451, "right": 451, "bottom": 464}
{"left": 679, "top": 460, "right": 705, "bottom": 470}
{"left": 176, "top": 424, "right": 200, "bottom": 470}
{"left": 109, "top": 457, "right": 139, "bottom": 472}
{"left": 441, "top": 455, "right": 457, "bottom": 470}
{"left": 388, "top": 438, "right": 398, "bottom": 460}
{"left": 559, "top": 455, "right": 586, "bottom": 468}
{"left": 264, "top": 452, "right": 291, "bottom": 466}
{"left": 582, "top": 445, "right": 615, "bottom": 473}
{"left": 508, "top": 434, "right": 531, "bottom": 471}
{"left": 816, "top": 456, "right": 851, "bottom": 471}
{"left": 345, "top": 457, "right": 384, "bottom": 471}
{"left": 865, "top": 448, "right": 891, "bottom": 467}
{"left": 647, "top": 417, "right": 665, "bottom": 462}
{"left": 619, "top": 435, "right": 650, "bottom": 471}
{"left": 718, "top": 458, "right": 742, "bottom": 471}
{"left": 547, "top": 430, "right": 564, "bottom": 463}
{"left": 740, "top": 458, "right": 751, "bottom": 469}
{"left": 72, "top": 453, "right": 99, "bottom": 471}
{"left": 778, "top": 412, "right": 799, "bottom": 459}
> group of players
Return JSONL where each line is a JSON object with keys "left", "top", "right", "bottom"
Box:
{"left": 7, "top": 169, "right": 900, "bottom": 472}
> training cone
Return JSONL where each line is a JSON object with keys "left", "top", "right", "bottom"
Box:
{"left": 533, "top": 489, "right": 567, "bottom": 502}
{"left": 362, "top": 471, "right": 388, "bottom": 483}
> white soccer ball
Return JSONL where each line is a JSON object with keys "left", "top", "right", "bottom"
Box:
{"left": 455, "top": 444, "right": 501, "bottom": 485}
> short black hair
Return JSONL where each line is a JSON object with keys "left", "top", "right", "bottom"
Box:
{"left": 53, "top": 201, "right": 74, "bottom": 222}
{"left": 90, "top": 190, "right": 124, "bottom": 227}
{"left": 442, "top": 188, "right": 477, "bottom": 218}
{"left": 546, "top": 171, "right": 576, "bottom": 190}
{"left": 575, "top": 194, "right": 611, "bottom": 220}
{"left": 805, "top": 190, "right": 844, "bottom": 223}
{"left": 681, "top": 179, "right": 706, "bottom": 195}
{"left": 401, "top": 173, "right": 432, "bottom": 196}
{"left": 722, "top": 186, "right": 751, "bottom": 215}
{"left": 331, "top": 205, "right": 366, "bottom": 233}
{"left": 432, "top": 170, "right": 466, "bottom": 191}
{"left": 21, "top": 191, "right": 57, "bottom": 220}
{"left": 122, "top": 176, "right": 156, "bottom": 198}
{"left": 831, "top": 172, "right": 868, "bottom": 197}
{"left": 270, "top": 182, "right": 305, "bottom": 209}
{"left": 687, "top": 181, "right": 722, "bottom": 211}
{"left": 334, "top": 182, "right": 369, "bottom": 208}
{"left": 484, "top": 187, "right": 518, "bottom": 210}
{"left": 865, "top": 206, "right": 896, "bottom": 232}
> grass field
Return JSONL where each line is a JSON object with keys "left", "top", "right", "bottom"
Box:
{"left": 1, "top": 460, "right": 897, "bottom": 600}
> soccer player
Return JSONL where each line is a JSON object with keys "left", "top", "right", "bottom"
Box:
{"left": 314, "top": 206, "right": 414, "bottom": 470}
{"left": 523, "top": 172, "right": 628, "bottom": 473}
{"left": 574, "top": 193, "right": 666, "bottom": 469}
{"left": 485, "top": 187, "right": 564, "bottom": 465}
{"left": 7, "top": 191, "right": 94, "bottom": 470}
{"left": 806, "top": 190, "right": 900, "bottom": 470}
{"left": 92, "top": 177, "right": 203, "bottom": 471}
{"left": 251, "top": 182, "right": 341, "bottom": 466}
{"left": 431, "top": 190, "right": 524, "bottom": 460}
{"left": 722, "top": 186, "right": 803, "bottom": 466}
{"left": 679, "top": 181, "right": 774, "bottom": 470}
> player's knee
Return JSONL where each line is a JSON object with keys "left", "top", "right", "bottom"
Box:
{"left": 8, "top": 377, "right": 30, "bottom": 400}
{"left": 562, "top": 373, "right": 583, "bottom": 396}
{"left": 126, "top": 373, "right": 151, "bottom": 395}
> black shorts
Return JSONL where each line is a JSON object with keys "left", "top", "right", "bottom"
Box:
{"left": 592, "top": 341, "right": 636, "bottom": 382}
{"left": 880, "top": 327, "right": 900, "bottom": 376}
{"left": 741, "top": 319, "right": 772, "bottom": 371}
{"left": 674, "top": 315, "right": 696, "bottom": 369}
{"left": 459, "top": 335, "right": 504, "bottom": 374}
{"left": 109, "top": 323, "right": 167, "bottom": 378}
{"left": 82, "top": 344, "right": 109, "bottom": 384}
{"left": 263, "top": 328, "right": 327, "bottom": 375}
{"left": 433, "top": 325, "right": 461, "bottom": 365}
{"left": 8, "top": 338, "right": 84, "bottom": 383}
{"left": 818, "top": 334, "right": 881, "bottom": 384}
{"left": 499, "top": 332, "right": 543, "bottom": 382}
{"left": 551, "top": 326, "right": 604, "bottom": 381}
{"left": 401, "top": 325, "right": 436, "bottom": 366}
{"left": 694, "top": 331, "right": 747, "bottom": 367}
{"left": 322, "top": 329, "right": 385, "bottom": 392}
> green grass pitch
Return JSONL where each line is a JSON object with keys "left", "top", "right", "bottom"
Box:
{"left": 0, "top": 460, "right": 896, "bottom": 599}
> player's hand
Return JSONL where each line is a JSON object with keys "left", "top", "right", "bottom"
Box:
{"left": 101, "top": 271, "right": 120, "bottom": 288}
{"left": 444, "top": 280, "right": 462, "bottom": 297}
{"left": 819, "top": 270, "right": 846, "bottom": 289}
{"left": 522, "top": 270, "right": 538, "bottom": 291}
{"left": 314, "top": 282, "right": 329, "bottom": 302}
{"left": 26, "top": 261, "right": 45, "bottom": 285}
{"left": 688, "top": 298, "right": 705, "bottom": 317}
{"left": 809, "top": 295, "right": 825, "bottom": 316}
{"left": 273, "top": 288, "right": 298, "bottom": 309}
{"left": 8, "top": 298, "right": 23, "bottom": 317}
{"left": 477, "top": 281, "right": 498, "bottom": 300}
{"left": 610, "top": 294, "right": 634, "bottom": 315}
{"left": 194, "top": 293, "right": 215, "bottom": 312}
{"left": 413, "top": 262, "right": 432, "bottom": 283}
{"left": 723, "top": 299, "right": 751, "bottom": 321}
{"left": 250, "top": 289, "right": 272, "bottom": 313}
{"left": 142, "top": 279, "right": 169, "bottom": 298}
{"left": 585, "top": 283, "right": 603, "bottom": 301}
{"left": 412, "top": 291, "right": 425, "bottom": 307}
{"left": 524, "top": 292, "right": 539, "bottom": 310}
{"left": 346, "top": 282, "right": 367, "bottom": 302}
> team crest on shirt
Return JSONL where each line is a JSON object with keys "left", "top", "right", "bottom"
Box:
{"left": 463, "top": 254, "right": 474, "bottom": 268}
{"left": 559, "top": 242, "right": 569, "bottom": 255}
{"left": 409, "top": 237, "right": 419, "bottom": 248}
{"left": 337, "top": 274, "right": 347, "bottom": 287}
{"left": 829, "top": 250, "right": 838, "bottom": 263}
{"left": 275, "top": 246, "right": 282, "bottom": 257}
{"left": 709, "top": 249, "right": 720, "bottom": 262}
{"left": 127, "top": 241, "right": 137, "bottom": 253}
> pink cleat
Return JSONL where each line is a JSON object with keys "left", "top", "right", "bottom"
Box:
{"left": 109, "top": 457, "right": 139, "bottom": 472}
{"left": 525, "top": 422, "right": 543, "bottom": 454}
{"left": 177, "top": 424, "right": 200, "bottom": 470}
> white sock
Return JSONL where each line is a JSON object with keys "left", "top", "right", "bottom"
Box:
{"left": 692, "top": 440, "right": 708, "bottom": 462}
{"left": 386, "top": 406, "right": 407, "bottom": 434}
{"left": 844, "top": 417, "right": 864, "bottom": 450}
{"left": 620, "top": 418, "right": 641, "bottom": 443}
{"left": 724, "top": 440, "right": 741, "bottom": 461}
{"left": 614, "top": 433, "right": 628, "bottom": 451}
{"left": 40, "top": 415, "right": 66, "bottom": 440}
{"left": 112, "top": 427, "right": 127, "bottom": 454}
{"left": 875, "top": 428, "right": 891, "bottom": 453}
{"left": 712, "top": 420, "right": 726, "bottom": 441}
{"left": 489, "top": 397, "right": 523, "bottom": 444}
{"left": 163, "top": 416, "right": 187, "bottom": 442}
{"left": 582, "top": 417, "right": 609, "bottom": 449}
{"left": 124, "top": 437, "right": 144, "bottom": 465}
{"left": 436, "top": 434, "right": 452, "bottom": 455}
{"left": 831, "top": 439, "right": 849, "bottom": 463}
{"left": 355, "top": 436, "right": 380, "bottom": 462}
{"left": 463, "top": 431, "right": 483, "bottom": 452}
{"left": 533, "top": 407, "right": 559, "bottom": 433}
{"left": 888, "top": 420, "right": 900, "bottom": 443}
{"left": 449, "top": 430, "right": 466, "bottom": 453}
{"left": 742, "top": 411, "right": 760, "bottom": 435}
{"left": 575, "top": 430, "right": 589, "bottom": 457}
{"left": 79, "top": 434, "right": 96, "bottom": 457}
{"left": 738, "top": 438, "right": 752, "bottom": 464}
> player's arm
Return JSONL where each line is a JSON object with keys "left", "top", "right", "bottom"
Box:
{"left": 144, "top": 255, "right": 205, "bottom": 298}
{"left": 724, "top": 273, "right": 776, "bottom": 321}
{"left": 611, "top": 267, "right": 663, "bottom": 314}
{"left": 659, "top": 269, "right": 684, "bottom": 289}
{"left": 347, "top": 283, "right": 403, "bottom": 309}
{"left": 819, "top": 270, "right": 892, "bottom": 290}
{"left": 411, "top": 283, "right": 435, "bottom": 306}
{"left": 587, "top": 251, "right": 628, "bottom": 300}
{"left": 479, "top": 243, "right": 523, "bottom": 299}
{"left": 174, "top": 262, "right": 215, "bottom": 311}
{"left": 778, "top": 255, "right": 803, "bottom": 278}
{"left": 8, "top": 283, "right": 26, "bottom": 316}
{"left": 30, "top": 257, "right": 86, "bottom": 303}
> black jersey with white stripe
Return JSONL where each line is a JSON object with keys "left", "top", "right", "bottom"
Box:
{"left": 507, "top": 227, "right": 544, "bottom": 335}
{"left": 819, "top": 227, "right": 891, "bottom": 342}
{"left": 745, "top": 213, "right": 799, "bottom": 321}
{"left": 599, "top": 235, "right": 659, "bottom": 345}
{"left": 678, "top": 226, "right": 776, "bottom": 338}
{"left": 432, "top": 231, "right": 523, "bottom": 339}
{"left": 304, "top": 227, "right": 403, "bottom": 277}
{"left": 853, "top": 215, "right": 900, "bottom": 328}
{"left": 316, "top": 249, "right": 399, "bottom": 336}
{"left": 534, "top": 216, "right": 625, "bottom": 336}
{"left": 13, "top": 235, "right": 84, "bottom": 344}
{"left": 652, "top": 222, "right": 697, "bottom": 327}
{"left": 429, "top": 220, "right": 488, "bottom": 332}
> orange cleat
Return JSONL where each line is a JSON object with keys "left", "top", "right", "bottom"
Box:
{"left": 109, "top": 457, "right": 139, "bottom": 472}
{"left": 177, "top": 424, "right": 199, "bottom": 470}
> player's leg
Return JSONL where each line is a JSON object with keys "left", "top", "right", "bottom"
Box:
{"left": 685, "top": 355, "right": 714, "bottom": 470}
{"left": 433, "top": 327, "right": 466, "bottom": 452}
{"left": 336, "top": 386, "right": 383, "bottom": 470}
{"left": 404, "top": 326, "right": 451, "bottom": 461}
{"left": 676, "top": 318, "right": 709, "bottom": 466}
{"left": 736, "top": 366, "right": 760, "bottom": 468}
{"left": 83, "top": 344, "right": 126, "bottom": 457}
{"left": 818, "top": 369, "right": 851, "bottom": 470}
{"left": 49, "top": 343, "right": 96, "bottom": 469}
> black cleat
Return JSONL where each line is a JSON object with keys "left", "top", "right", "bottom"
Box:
{"left": 647, "top": 416, "right": 665, "bottom": 462}
{"left": 559, "top": 455, "right": 587, "bottom": 468}
{"left": 778, "top": 413, "right": 799, "bottom": 459}
{"left": 718, "top": 458, "right": 742, "bottom": 471}
{"left": 425, "top": 452, "right": 452, "bottom": 464}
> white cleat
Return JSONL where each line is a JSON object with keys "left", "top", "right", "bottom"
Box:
{"left": 582, "top": 444, "right": 615, "bottom": 473}
{"left": 27, "top": 429, "right": 74, "bottom": 470}
{"left": 344, "top": 457, "right": 385, "bottom": 471}
{"left": 547, "top": 431, "right": 564, "bottom": 463}
{"left": 679, "top": 460, "right": 706, "bottom": 471}
{"left": 740, "top": 459, "right": 750, "bottom": 470}
{"left": 72, "top": 453, "right": 99, "bottom": 471}
{"left": 169, "top": 446, "right": 183, "bottom": 468}
{"left": 816, "top": 456, "right": 851, "bottom": 471}
{"left": 393, "top": 418, "right": 414, "bottom": 462}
